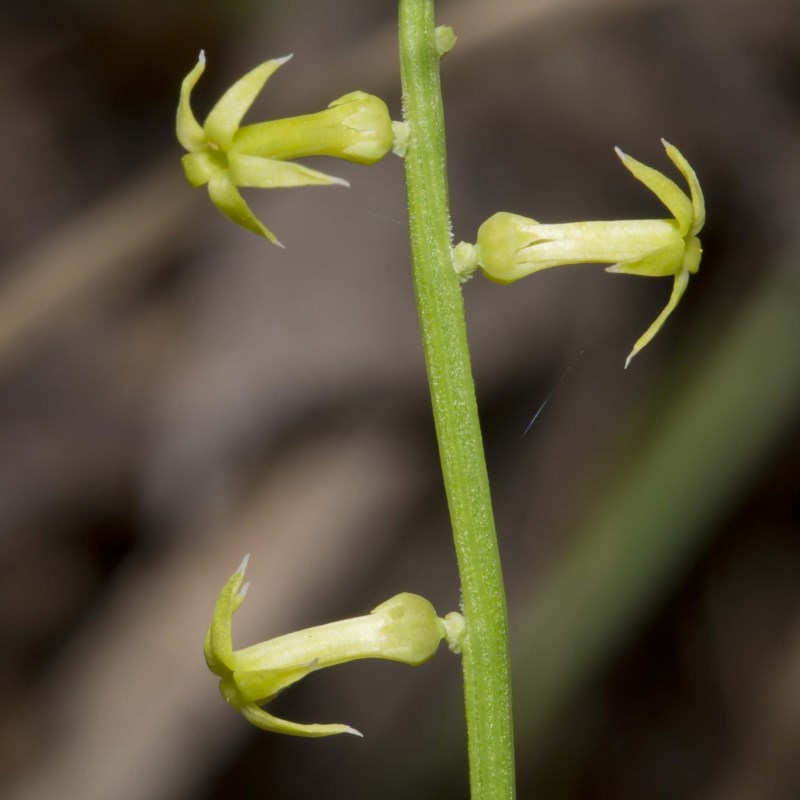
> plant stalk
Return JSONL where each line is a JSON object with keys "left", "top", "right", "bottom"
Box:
{"left": 398, "top": 2, "right": 515, "bottom": 797}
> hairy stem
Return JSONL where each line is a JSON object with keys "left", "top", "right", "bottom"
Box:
{"left": 398, "top": 1, "right": 515, "bottom": 797}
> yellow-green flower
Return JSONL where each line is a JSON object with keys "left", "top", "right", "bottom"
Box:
{"left": 177, "top": 52, "right": 395, "bottom": 245}
{"left": 455, "top": 140, "right": 705, "bottom": 367}
{"left": 204, "top": 555, "right": 465, "bottom": 737}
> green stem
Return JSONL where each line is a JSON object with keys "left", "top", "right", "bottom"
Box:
{"left": 398, "top": 2, "right": 515, "bottom": 798}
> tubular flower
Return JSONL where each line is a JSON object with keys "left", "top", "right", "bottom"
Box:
{"left": 177, "top": 52, "right": 395, "bottom": 244}
{"left": 455, "top": 140, "right": 705, "bottom": 367}
{"left": 204, "top": 555, "right": 466, "bottom": 737}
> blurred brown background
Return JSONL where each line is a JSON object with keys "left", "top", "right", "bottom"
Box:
{"left": 1, "top": 0, "right": 799, "bottom": 798}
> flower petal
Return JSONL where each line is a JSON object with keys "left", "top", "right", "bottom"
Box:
{"left": 176, "top": 51, "right": 208, "bottom": 152}
{"left": 683, "top": 235, "right": 703, "bottom": 275}
{"left": 520, "top": 219, "right": 678, "bottom": 272}
{"left": 207, "top": 172, "right": 281, "bottom": 244}
{"left": 605, "top": 238, "right": 685, "bottom": 277}
{"left": 662, "top": 139, "right": 705, "bottom": 236}
{"left": 240, "top": 703, "right": 363, "bottom": 738}
{"left": 625, "top": 268, "right": 690, "bottom": 368}
{"left": 228, "top": 153, "right": 349, "bottom": 188}
{"left": 615, "top": 146, "right": 694, "bottom": 236}
{"left": 204, "top": 55, "right": 292, "bottom": 151}
{"left": 181, "top": 150, "right": 227, "bottom": 187}
{"left": 204, "top": 554, "right": 250, "bottom": 675}
{"left": 233, "top": 664, "right": 317, "bottom": 705}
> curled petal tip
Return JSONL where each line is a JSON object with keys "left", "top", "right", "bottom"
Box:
{"left": 275, "top": 53, "right": 293, "bottom": 66}
{"left": 237, "top": 553, "right": 251, "bottom": 575}
{"left": 198, "top": 49, "right": 206, "bottom": 64}
{"left": 613, "top": 145, "right": 631, "bottom": 165}
{"left": 344, "top": 725, "right": 364, "bottom": 738}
